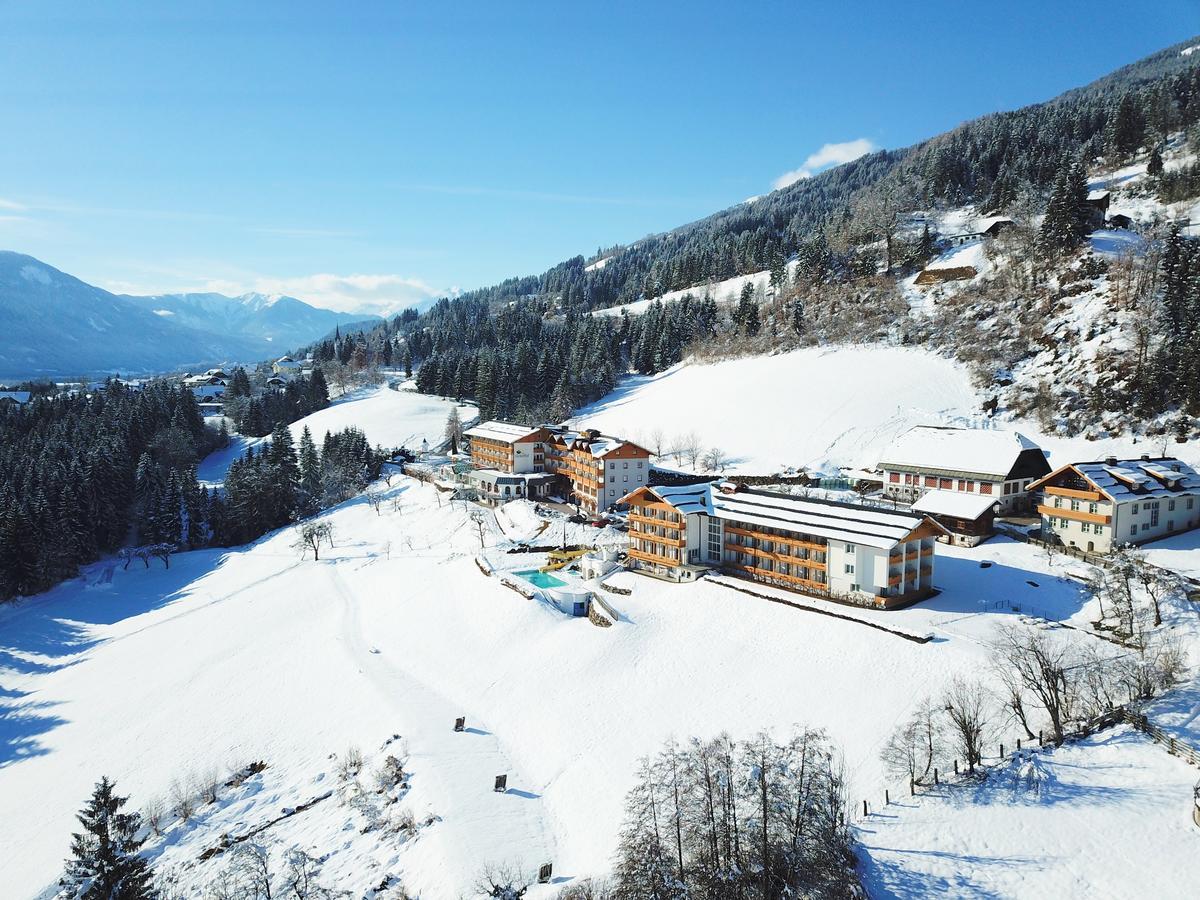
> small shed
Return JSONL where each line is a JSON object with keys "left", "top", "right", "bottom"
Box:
{"left": 1107, "top": 213, "right": 1133, "bottom": 229}
{"left": 978, "top": 217, "right": 1014, "bottom": 238}
{"left": 914, "top": 266, "right": 978, "bottom": 286}
{"left": 910, "top": 489, "right": 999, "bottom": 547}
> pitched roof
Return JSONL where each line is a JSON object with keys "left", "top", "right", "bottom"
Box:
{"left": 1032, "top": 457, "right": 1200, "bottom": 502}
{"left": 626, "top": 483, "right": 714, "bottom": 515}
{"left": 1087, "top": 189, "right": 1111, "bottom": 202}
{"left": 910, "top": 489, "right": 999, "bottom": 520}
{"left": 464, "top": 421, "right": 545, "bottom": 443}
{"left": 0, "top": 391, "right": 31, "bottom": 404}
{"left": 879, "top": 426, "right": 1045, "bottom": 480}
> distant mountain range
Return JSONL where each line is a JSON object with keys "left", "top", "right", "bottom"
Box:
{"left": 0, "top": 251, "right": 378, "bottom": 379}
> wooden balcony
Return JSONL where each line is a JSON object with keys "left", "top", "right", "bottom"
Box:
{"left": 630, "top": 511, "right": 683, "bottom": 530}
{"left": 726, "top": 541, "right": 827, "bottom": 569}
{"left": 888, "top": 572, "right": 903, "bottom": 587}
{"left": 1044, "top": 485, "right": 1103, "bottom": 502}
{"left": 628, "top": 547, "right": 682, "bottom": 568}
{"left": 631, "top": 530, "right": 687, "bottom": 548}
{"left": 1037, "top": 504, "right": 1111, "bottom": 525}
{"left": 724, "top": 525, "right": 825, "bottom": 554}
{"left": 729, "top": 562, "right": 828, "bottom": 593}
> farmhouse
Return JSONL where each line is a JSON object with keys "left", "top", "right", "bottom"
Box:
{"left": 1029, "top": 455, "right": 1200, "bottom": 553}
{"left": 879, "top": 425, "right": 1050, "bottom": 515}
{"left": 910, "top": 489, "right": 998, "bottom": 547}
{"left": 464, "top": 421, "right": 652, "bottom": 512}
{"left": 620, "top": 481, "right": 946, "bottom": 608}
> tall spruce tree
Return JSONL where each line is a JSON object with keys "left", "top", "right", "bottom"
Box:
{"left": 60, "top": 777, "right": 155, "bottom": 900}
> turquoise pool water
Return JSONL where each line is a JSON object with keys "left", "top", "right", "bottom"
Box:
{"left": 515, "top": 568, "right": 568, "bottom": 589}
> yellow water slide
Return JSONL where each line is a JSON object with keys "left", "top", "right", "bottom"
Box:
{"left": 539, "top": 547, "right": 590, "bottom": 572}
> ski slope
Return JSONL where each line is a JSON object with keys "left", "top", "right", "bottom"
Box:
{"left": 570, "top": 345, "right": 1200, "bottom": 475}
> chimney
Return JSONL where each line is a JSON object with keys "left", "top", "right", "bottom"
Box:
{"left": 1104, "top": 456, "right": 1118, "bottom": 466}
{"left": 1140, "top": 453, "right": 1151, "bottom": 462}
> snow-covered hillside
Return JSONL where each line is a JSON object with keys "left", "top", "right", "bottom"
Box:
{"left": 3, "top": 387, "right": 1199, "bottom": 897}
{"left": 197, "top": 385, "right": 477, "bottom": 487}
{"left": 569, "top": 345, "right": 1198, "bottom": 475}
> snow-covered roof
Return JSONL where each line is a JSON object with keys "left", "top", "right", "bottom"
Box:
{"left": 711, "top": 486, "right": 935, "bottom": 550}
{"left": 1087, "top": 190, "right": 1111, "bottom": 202}
{"left": 638, "top": 484, "right": 713, "bottom": 515}
{"left": 552, "top": 429, "right": 649, "bottom": 458}
{"left": 1068, "top": 458, "right": 1200, "bottom": 502}
{"left": 879, "top": 426, "right": 1045, "bottom": 480}
{"left": 464, "top": 421, "right": 544, "bottom": 443}
{"left": 910, "top": 489, "right": 998, "bottom": 520}
{"left": 0, "top": 391, "right": 31, "bottom": 404}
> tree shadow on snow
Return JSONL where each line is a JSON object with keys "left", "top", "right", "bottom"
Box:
{"left": 855, "top": 846, "right": 1011, "bottom": 899}
{"left": 0, "top": 687, "right": 68, "bottom": 768}
{"left": 924, "top": 552, "right": 1091, "bottom": 622}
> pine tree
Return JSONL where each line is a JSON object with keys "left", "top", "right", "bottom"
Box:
{"left": 1147, "top": 144, "right": 1164, "bottom": 178}
{"left": 297, "top": 426, "right": 323, "bottom": 516}
{"left": 60, "top": 777, "right": 156, "bottom": 899}
{"left": 1039, "top": 157, "right": 1089, "bottom": 254}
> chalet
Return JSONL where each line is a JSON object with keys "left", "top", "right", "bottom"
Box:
{"left": 620, "top": 481, "right": 947, "bottom": 608}
{"left": 463, "top": 421, "right": 652, "bottom": 511}
{"left": 272, "top": 356, "right": 303, "bottom": 375}
{"left": 1086, "top": 189, "right": 1111, "bottom": 227}
{"left": 1107, "top": 213, "right": 1133, "bottom": 229}
{"left": 909, "top": 489, "right": 998, "bottom": 547}
{"left": 464, "top": 421, "right": 554, "bottom": 473}
{"left": 265, "top": 375, "right": 288, "bottom": 388}
{"left": 879, "top": 426, "right": 1050, "bottom": 515}
{"left": 914, "top": 266, "right": 977, "bottom": 286}
{"left": 1029, "top": 455, "right": 1200, "bottom": 553}
{"left": 0, "top": 391, "right": 32, "bottom": 407}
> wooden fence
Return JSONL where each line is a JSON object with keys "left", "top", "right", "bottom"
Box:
{"left": 852, "top": 703, "right": 1200, "bottom": 824}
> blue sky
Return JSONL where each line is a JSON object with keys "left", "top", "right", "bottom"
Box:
{"left": 0, "top": 1, "right": 1196, "bottom": 313}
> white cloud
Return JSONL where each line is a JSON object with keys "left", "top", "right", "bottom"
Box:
{"left": 0, "top": 197, "right": 25, "bottom": 211}
{"left": 234, "top": 273, "right": 443, "bottom": 316}
{"left": 772, "top": 138, "right": 878, "bottom": 190}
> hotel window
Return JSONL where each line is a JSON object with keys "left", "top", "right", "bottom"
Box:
{"left": 1081, "top": 522, "right": 1091, "bottom": 533}
{"left": 623, "top": 461, "right": 628, "bottom": 468}
{"left": 637, "top": 461, "right": 643, "bottom": 468}
{"left": 1130, "top": 525, "right": 1138, "bottom": 536}
{"left": 1095, "top": 525, "right": 1104, "bottom": 535}
{"left": 939, "top": 478, "right": 952, "bottom": 489}
{"left": 844, "top": 563, "right": 855, "bottom": 574}
{"left": 925, "top": 476, "right": 937, "bottom": 488}
{"left": 1189, "top": 498, "right": 1195, "bottom": 510}
{"left": 1088, "top": 502, "right": 1098, "bottom": 514}
{"left": 1131, "top": 503, "right": 1139, "bottom": 513}
{"left": 979, "top": 483, "right": 992, "bottom": 494}
{"left": 844, "top": 543, "right": 855, "bottom": 553}
{"left": 890, "top": 472, "right": 900, "bottom": 484}
{"left": 1150, "top": 505, "right": 1159, "bottom": 527}
{"left": 1168, "top": 499, "right": 1176, "bottom": 511}
{"left": 1070, "top": 500, "right": 1080, "bottom": 511}
{"left": 707, "top": 520, "right": 721, "bottom": 561}
{"left": 1053, "top": 496, "right": 1062, "bottom": 508}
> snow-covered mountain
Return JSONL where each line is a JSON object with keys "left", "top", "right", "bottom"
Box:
{"left": 0, "top": 252, "right": 271, "bottom": 378}
{"left": 0, "top": 252, "right": 378, "bottom": 378}
{"left": 124, "top": 290, "right": 378, "bottom": 355}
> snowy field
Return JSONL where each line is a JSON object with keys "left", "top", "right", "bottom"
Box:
{"left": 569, "top": 345, "right": 1199, "bottom": 475}
{"left": 858, "top": 726, "right": 1200, "bottom": 897}
{"left": 3, "top": 386, "right": 1200, "bottom": 896}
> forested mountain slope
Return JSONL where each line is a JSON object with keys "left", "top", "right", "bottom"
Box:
{"left": 318, "top": 36, "right": 1200, "bottom": 441}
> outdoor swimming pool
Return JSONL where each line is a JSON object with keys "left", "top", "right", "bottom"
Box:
{"left": 515, "top": 569, "right": 568, "bottom": 589}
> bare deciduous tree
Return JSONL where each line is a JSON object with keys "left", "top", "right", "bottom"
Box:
{"left": 880, "top": 696, "right": 943, "bottom": 784}
{"left": 992, "top": 626, "right": 1079, "bottom": 745}
{"left": 293, "top": 522, "right": 335, "bottom": 561}
{"left": 942, "top": 677, "right": 991, "bottom": 772}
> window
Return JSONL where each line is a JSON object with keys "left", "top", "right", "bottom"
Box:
{"left": 925, "top": 476, "right": 937, "bottom": 488}
{"left": 1053, "top": 496, "right": 1062, "bottom": 508}
{"left": 1189, "top": 498, "right": 1195, "bottom": 510}
{"left": 1070, "top": 500, "right": 1080, "bottom": 511}
{"left": 623, "top": 461, "right": 628, "bottom": 469}
{"left": 1130, "top": 525, "right": 1138, "bottom": 536}
{"left": 1131, "top": 503, "right": 1138, "bottom": 514}
{"left": 1095, "top": 525, "right": 1104, "bottom": 535}
{"left": 1059, "top": 518, "right": 1069, "bottom": 528}
{"left": 980, "top": 483, "right": 992, "bottom": 495}
{"left": 637, "top": 461, "right": 643, "bottom": 468}
{"left": 1168, "top": 499, "right": 1176, "bottom": 512}
{"left": 844, "top": 543, "right": 855, "bottom": 552}
{"left": 939, "top": 478, "right": 953, "bottom": 489}
{"left": 623, "top": 475, "right": 628, "bottom": 483}
{"left": 1168, "top": 520, "right": 1174, "bottom": 531}
{"left": 1150, "top": 505, "right": 1159, "bottom": 527}
{"left": 1081, "top": 522, "right": 1090, "bottom": 533}
{"left": 889, "top": 472, "right": 900, "bottom": 484}
{"left": 1088, "top": 502, "right": 1098, "bottom": 514}
{"left": 844, "top": 563, "right": 855, "bottom": 574}
{"left": 1142, "top": 523, "right": 1150, "bottom": 532}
